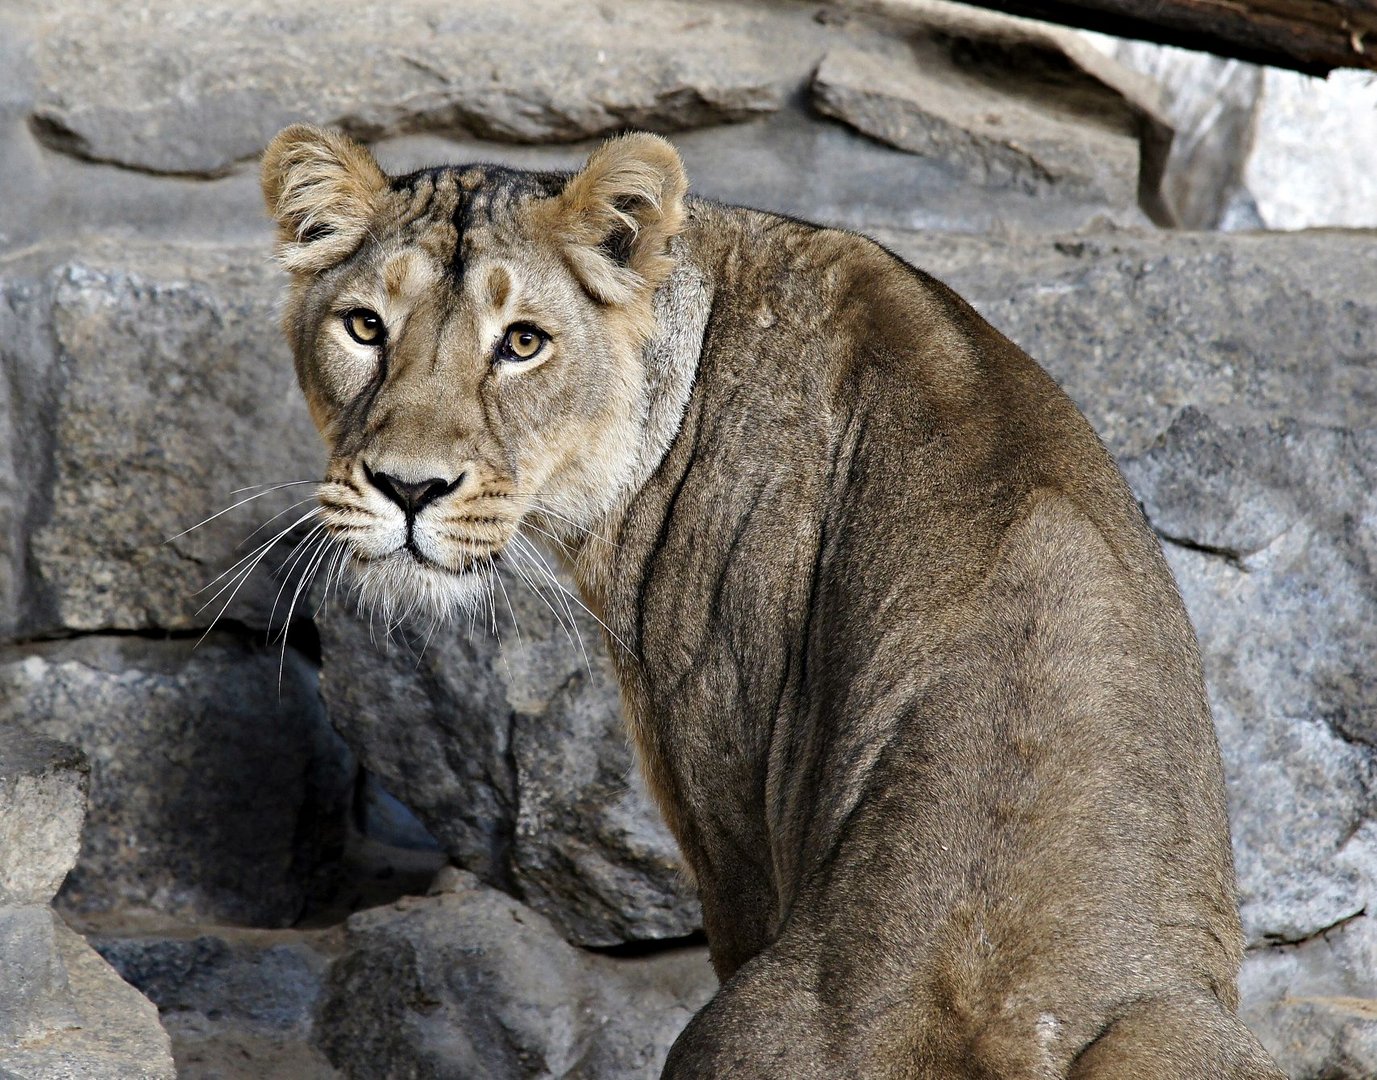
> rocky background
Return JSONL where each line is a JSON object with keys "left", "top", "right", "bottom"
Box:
{"left": 0, "top": 1, "right": 1374, "bottom": 1077}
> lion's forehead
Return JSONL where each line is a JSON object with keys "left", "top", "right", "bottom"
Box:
{"left": 379, "top": 163, "right": 567, "bottom": 277}
{"left": 311, "top": 164, "right": 574, "bottom": 331}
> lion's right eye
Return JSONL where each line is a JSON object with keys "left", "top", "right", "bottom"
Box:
{"left": 343, "top": 308, "right": 385, "bottom": 346}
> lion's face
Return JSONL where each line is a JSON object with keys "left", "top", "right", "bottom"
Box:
{"left": 261, "top": 127, "right": 687, "bottom": 620}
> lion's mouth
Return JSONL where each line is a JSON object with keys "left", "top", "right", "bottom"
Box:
{"left": 353, "top": 543, "right": 486, "bottom": 578}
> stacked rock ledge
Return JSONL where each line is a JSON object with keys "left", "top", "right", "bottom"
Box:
{"left": 0, "top": 726, "right": 175, "bottom": 1079}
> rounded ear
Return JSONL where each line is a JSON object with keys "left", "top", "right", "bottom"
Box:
{"left": 261, "top": 124, "right": 388, "bottom": 275}
{"left": 539, "top": 132, "right": 689, "bottom": 309}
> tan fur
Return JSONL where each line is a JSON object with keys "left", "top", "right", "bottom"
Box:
{"left": 263, "top": 128, "right": 1283, "bottom": 1079}
{"left": 261, "top": 124, "right": 388, "bottom": 275}
{"left": 531, "top": 133, "right": 688, "bottom": 338}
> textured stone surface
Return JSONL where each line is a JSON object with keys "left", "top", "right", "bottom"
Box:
{"left": 27, "top": 0, "right": 831, "bottom": 176}
{"left": 878, "top": 229, "right": 1377, "bottom": 458}
{"left": 0, "top": 259, "right": 63, "bottom": 640}
{"left": 1254, "top": 997, "right": 1377, "bottom": 1080}
{"left": 1241, "top": 69, "right": 1377, "bottom": 231}
{"left": 1241, "top": 916, "right": 1377, "bottom": 1077}
{"left": 0, "top": 914, "right": 176, "bottom": 1080}
{"left": 318, "top": 565, "right": 699, "bottom": 948}
{"left": 0, "top": 905, "right": 80, "bottom": 1043}
{"left": 315, "top": 869, "right": 715, "bottom": 1079}
{"left": 0, "top": 635, "right": 354, "bottom": 926}
{"left": 0, "top": 727, "right": 88, "bottom": 905}
{"left": 316, "top": 606, "right": 515, "bottom": 888}
{"left": 812, "top": 41, "right": 1142, "bottom": 206}
{"left": 1154, "top": 427, "right": 1376, "bottom": 947}
{"left": 10, "top": 243, "right": 325, "bottom": 635}
{"left": 90, "top": 922, "right": 341, "bottom": 1080}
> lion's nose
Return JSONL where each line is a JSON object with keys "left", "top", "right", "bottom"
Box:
{"left": 363, "top": 464, "right": 460, "bottom": 516}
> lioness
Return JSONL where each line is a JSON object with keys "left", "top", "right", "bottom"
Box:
{"left": 261, "top": 125, "right": 1283, "bottom": 1078}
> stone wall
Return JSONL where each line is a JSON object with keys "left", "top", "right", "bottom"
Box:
{"left": 1, "top": 1, "right": 1373, "bottom": 1077}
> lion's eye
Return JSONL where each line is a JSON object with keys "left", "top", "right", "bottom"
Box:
{"left": 344, "top": 308, "right": 385, "bottom": 346}
{"left": 499, "top": 324, "right": 548, "bottom": 363}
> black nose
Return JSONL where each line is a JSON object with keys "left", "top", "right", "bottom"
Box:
{"left": 364, "top": 465, "right": 460, "bottom": 516}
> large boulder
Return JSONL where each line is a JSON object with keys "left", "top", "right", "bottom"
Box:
{"left": 315, "top": 868, "right": 715, "bottom": 1079}
{"left": 1091, "top": 34, "right": 1377, "bottom": 230}
{"left": 0, "top": 634, "right": 354, "bottom": 927}
{"left": 0, "top": 911, "right": 177, "bottom": 1080}
{"left": 810, "top": 4, "right": 1170, "bottom": 217}
{"left": 317, "top": 574, "right": 699, "bottom": 948}
{"left": 1080, "top": 37, "right": 1263, "bottom": 229}
{"left": 27, "top": 0, "right": 833, "bottom": 176}
{"left": 0, "top": 728, "right": 87, "bottom": 907}
{"left": 4, "top": 243, "right": 324, "bottom": 636}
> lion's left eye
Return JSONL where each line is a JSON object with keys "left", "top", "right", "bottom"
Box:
{"left": 344, "top": 308, "right": 385, "bottom": 346}
{"left": 498, "top": 324, "right": 548, "bottom": 363}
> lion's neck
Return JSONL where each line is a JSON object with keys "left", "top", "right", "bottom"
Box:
{"left": 568, "top": 224, "right": 716, "bottom": 619}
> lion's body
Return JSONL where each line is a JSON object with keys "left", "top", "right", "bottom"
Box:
{"left": 262, "top": 127, "right": 1283, "bottom": 1077}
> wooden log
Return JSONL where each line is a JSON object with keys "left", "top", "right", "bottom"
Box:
{"left": 960, "top": 0, "right": 1377, "bottom": 74}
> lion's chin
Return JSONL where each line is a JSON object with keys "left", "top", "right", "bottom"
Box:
{"left": 346, "top": 548, "right": 490, "bottom": 625}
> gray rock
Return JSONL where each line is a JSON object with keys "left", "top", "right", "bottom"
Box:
{"left": 0, "top": 258, "right": 64, "bottom": 640}
{"left": 812, "top": 41, "right": 1143, "bottom": 208}
{"left": 1241, "top": 915, "right": 1377, "bottom": 1077}
{"left": 15, "top": 242, "right": 324, "bottom": 635}
{"left": 91, "top": 928, "right": 333, "bottom": 1034}
{"left": 357, "top": 771, "right": 443, "bottom": 853}
{"left": 874, "top": 229, "right": 1377, "bottom": 457}
{"left": 1152, "top": 419, "right": 1377, "bottom": 947}
{"left": 87, "top": 921, "right": 341, "bottom": 1079}
{"left": 0, "top": 727, "right": 87, "bottom": 906}
{"left": 0, "top": 634, "right": 354, "bottom": 927}
{"left": 27, "top": 0, "right": 830, "bottom": 177}
{"left": 1249, "top": 997, "right": 1377, "bottom": 1080}
{"left": 0, "top": 913, "right": 176, "bottom": 1080}
{"left": 1119, "top": 406, "right": 1302, "bottom": 560}
{"left": 0, "top": 905, "right": 80, "bottom": 1043}
{"left": 316, "top": 604, "right": 516, "bottom": 886}
{"left": 1082, "top": 35, "right": 1377, "bottom": 230}
{"left": 1240, "top": 69, "right": 1377, "bottom": 231}
{"left": 317, "top": 560, "right": 699, "bottom": 947}
{"left": 315, "top": 870, "right": 715, "bottom": 1080}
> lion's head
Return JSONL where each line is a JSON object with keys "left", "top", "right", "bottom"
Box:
{"left": 260, "top": 126, "right": 688, "bottom": 622}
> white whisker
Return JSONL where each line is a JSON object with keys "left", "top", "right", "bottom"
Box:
{"left": 236, "top": 493, "right": 323, "bottom": 550}
{"left": 509, "top": 534, "right": 591, "bottom": 674}
{"left": 524, "top": 497, "right": 617, "bottom": 548}
{"left": 279, "top": 532, "right": 337, "bottom": 687}
{"left": 195, "top": 506, "right": 323, "bottom": 598}
{"left": 485, "top": 555, "right": 514, "bottom": 684}
{"left": 491, "top": 557, "right": 525, "bottom": 653}
{"left": 512, "top": 531, "right": 633, "bottom": 657}
{"left": 228, "top": 479, "right": 320, "bottom": 496}
{"left": 266, "top": 522, "right": 330, "bottom": 633}
{"left": 166, "top": 480, "right": 318, "bottom": 543}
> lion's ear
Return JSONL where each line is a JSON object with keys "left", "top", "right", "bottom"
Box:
{"left": 261, "top": 125, "right": 387, "bottom": 275}
{"left": 541, "top": 132, "right": 688, "bottom": 308}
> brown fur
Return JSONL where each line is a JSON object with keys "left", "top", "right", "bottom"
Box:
{"left": 262, "top": 127, "right": 1284, "bottom": 1078}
